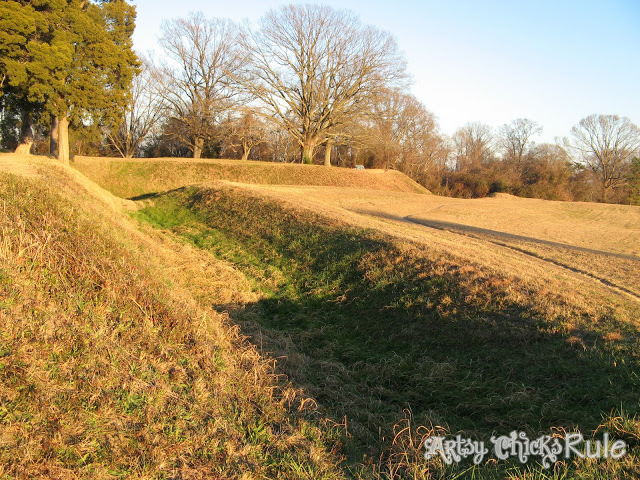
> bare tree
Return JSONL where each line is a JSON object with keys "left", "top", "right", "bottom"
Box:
{"left": 104, "top": 60, "right": 163, "bottom": 157}
{"left": 226, "top": 108, "right": 269, "bottom": 160}
{"left": 521, "top": 143, "right": 573, "bottom": 199}
{"left": 363, "top": 89, "right": 448, "bottom": 179}
{"left": 267, "top": 125, "right": 297, "bottom": 163}
{"left": 566, "top": 114, "right": 640, "bottom": 202}
{"left": 154, "top": 13, "right": 245, "bottom": 158}
{"left": 452, "top": 122, "right": 495, "bottom": 171}
{"left": 240, "top": 4, "right": 407, "bottom": 165}
{"left": 499, "top": 118, "right": 542, "bottom": 163}
{"left": 528, "top": 143, "right": 571, "bottom": 167}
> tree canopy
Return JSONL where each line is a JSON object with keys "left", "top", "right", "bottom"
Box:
{"left": 3, "top": 3, "right": 640, "bottom": 205}
{"left": 566, "top": 114, "right": 640, "bottom": 202}
{"left": 628, "top": 157, "right": 640, "bottom": 206}
{"left": 153, "top": 13, "right": 244, "bottom": 159}
{"left": 240, "top": 4, "right": 408, "bottom": 164}
{"left": 0, "top": 0, "right": 139, "bottom": 161}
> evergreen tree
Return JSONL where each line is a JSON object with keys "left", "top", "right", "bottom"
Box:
{"left": 0, "top": 1, "right": 42, "bottom": 153}
{"left": 0, "top": 0, "right": 138, "bottom": 161}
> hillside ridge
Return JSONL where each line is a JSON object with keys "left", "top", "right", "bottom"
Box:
{"left": 0, "top": 155, "right": 344, "bottom": 479}
{"left": 3, "top": 154, "right": 640, "bottom": 478}
{"left": 72, "top": 156, "right": 430, "bottom": 199}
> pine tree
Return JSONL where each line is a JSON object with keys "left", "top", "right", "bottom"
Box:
{"left": 0, "top": 2, "right": 37, "bottom": 95}
{"left": 0, "top": 0, "right": 139, "bottom": 161}
{"left": 0, "top": 1, "right": 44, "bottom": 153}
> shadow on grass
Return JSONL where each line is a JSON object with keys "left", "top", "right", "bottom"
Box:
{"left": 352, "top": 208, "right": 640, "bottom": 261}
{"left": 230, "top": 254, "right": 638, "bottom": 439}
{"left": 137, "top": 185, "right": 640, "bottom": 470}
{"left": 129, "top": 191, "right": 161, "bottom": 201}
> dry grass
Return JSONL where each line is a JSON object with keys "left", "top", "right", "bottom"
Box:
{"left": 5, "top": 153, "right": 640, "bottom": 478}
{"left": 0, "top": 156, "right": 345, "bottom": 479}
{"left": 235, "top": 185, "right": 640, "bottom": 256}
{"left": 135, "top": 182, "right": 640, "bottom": 479}
{"left": 231, "top": 183, "right": 640, "bottom": 309}
{"left": 70, "top": 156, "right": 429, "bottom": 199}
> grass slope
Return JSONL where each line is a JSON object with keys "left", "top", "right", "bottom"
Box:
{"left": 234, "top": 183, "right": 640, "bottom": 300}
{"left": 240, "top": 184, "right": 640, "bottom": 256}
{"left": 0, "top": 165, "right": 345, "bottom": 479}
{"left": 136, "top": 184, "right": 640, "bottom": 479}
{"left": 71, "top": 156, "right": 428, "bottom": 199}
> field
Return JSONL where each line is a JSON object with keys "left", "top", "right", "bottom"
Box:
{"left": 2, "top": 154, "right": 640, "bottom": 479}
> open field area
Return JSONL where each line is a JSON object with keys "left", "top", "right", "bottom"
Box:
{"left": 2, "top": 154, "right": 640, "bottom": 478}
{"left": 3, "top": 1, "right": 639, "bottom": 477}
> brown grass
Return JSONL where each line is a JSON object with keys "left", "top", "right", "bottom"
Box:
{"left": 71, "top": 156, "right": 429, "bottom": 199}
{"left": 0, "top": 156, "right": 344, "bottom": 479}
{"left": 4, "top": 153, "right": 640, "bottom": 478}
{"left": 133, "top": 182, "right": 640, "bottom": 478}
{"left": 237, "top": 184, "right": 640, "bottom": 255}
{"left": 69, "top": 154, "right": 640, "bottom": 302}
{"left": 230, "top": 182, "right": 640, "bottom": 310}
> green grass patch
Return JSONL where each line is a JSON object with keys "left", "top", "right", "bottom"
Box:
{"left": 136, "top": 185, "right": 640, "bottom": 478}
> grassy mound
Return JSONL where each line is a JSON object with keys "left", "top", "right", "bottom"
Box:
{"left": 71, "top": 156, "right": 429, "bottom": 199}
{"left": 3, "top": 155, "right": 640, "bottom": 478}
{"left": 135, "top": 184, "right": 640, "bottom": 478}
{"left": 0, "top": 167, "right": 344, "bottom": 479}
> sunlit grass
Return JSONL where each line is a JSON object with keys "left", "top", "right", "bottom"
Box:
{"left": 4, "top": 152, "right": 639, "bottom": 478}
{"left": 71, "top": 156, "right": 427, "bottom": 199}
{"left": 0, "top": 171, "right": 344, "bottom": 479}
{"left": 136, "top": 185, "right": 640, "bottom": 478}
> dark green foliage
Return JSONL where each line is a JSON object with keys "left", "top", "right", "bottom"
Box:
{"left": 0, "top": 0, "right": 139, "bottom": 156}
{"left": 0, "top": 1, "right": 38, "bottom": 93}
{"left": 0, "top": 92, "right": 21, "bottom": 150}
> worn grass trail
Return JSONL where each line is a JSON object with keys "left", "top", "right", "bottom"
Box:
{"left": 361, "top": 212, "right": 640, "bottom": 301}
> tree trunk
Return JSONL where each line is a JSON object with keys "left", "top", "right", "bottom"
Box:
{"left": 324, "top": 138, "right": 332, "bottom": 167}
{"left": 193, "top": 137, "right": 204, "bottom": 159}
{"left": 50, "top": 115, "right": 59, "bottom": 156}
{"left": 57, "top": 116, "right": 70, "bottom": 164}
{"left": 15, "top": 109, "right": 34, "bottom": 155}
{"left": 241, "top": 139, "right": 251, "bottom": 160}
{"left": 15, "top": 140, "right": 33, "bottom": 156}
{"left": 301, "top": 141, "right": 316, "bottom": 164}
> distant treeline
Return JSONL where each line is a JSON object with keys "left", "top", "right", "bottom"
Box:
{"left": 1, "top": 3, "right": 639, "bottom": 204}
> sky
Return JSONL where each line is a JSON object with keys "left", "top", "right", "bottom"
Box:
{"left": 130, "top": 0, "right": 640, "bottom": 144}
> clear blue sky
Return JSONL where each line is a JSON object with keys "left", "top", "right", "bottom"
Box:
{"left": 130, "top": 0, "right": 640, "bottom": 144}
